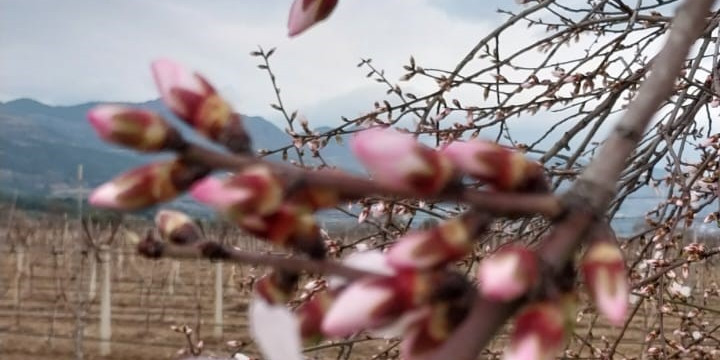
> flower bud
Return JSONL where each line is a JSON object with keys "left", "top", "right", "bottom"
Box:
{"left": 288, "top": 0, "right": 338, "bottom": 37}
{"left": 152, "top": 59, "right": 248, "bottom": 152}
{"left": 387, "top": 217, "right": 471, "bottom": 269}
{"left": 581, "top": 240, "right": 629, "bottom": 326}
{"left": 191, "top": 165, "right": 283, "bottom": 216}
{"left": 401, "top": 274, "right": 476, "bottom": 357}
{"left": 322, "top": 269, "right": 432, "bottom": 337}
{"left": 477, "top": 246, "right": 538, "bottom": 301}
{"left": 154, "top": 209, "right": 203, "bottom": 245}
{"left": 503, "top": 302, "right": 569, "bottom": 360}
{"left": 441, "top": 140, "right": 544, "bottom": 191}
{"left": 236, "top": 204, "right": 325, "bottom": 258}
{"left": 351, "top": 128, "right": 453, "bottom": 195}
{"left": 88, "top": 105, "right": 181, "bottom": 151}
{"left": 89, "top": 160, "right": 208, "bottom": 210}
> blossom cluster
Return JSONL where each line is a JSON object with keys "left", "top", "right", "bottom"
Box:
{"left": 84, "top": 7, "right": 632, "bottom": 355}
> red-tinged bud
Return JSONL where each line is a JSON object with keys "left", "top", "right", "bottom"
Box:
{"left": 154, "top": 209, "right": 203, "bottom": 245}
{"left": 442, "top": 140, "right": 544, "bottom": 191}
{"left": 255, "top": 271, "right": 300, "bottom": 305}
{"left": 322, "top": 269, "right": 434, "bottom": 337}
{"left": 401, "top": 303, "right": 471, "bottom": 357}
{"left": 503, "top": 302, "right": 569, "bottom": 360}
{"left": 581, "top": 240, "right": 628, "bottom": 326}
{"left": 296, "top": 290, "right": 336, "bottom": 341}
{"left": 151, "top": 59, "right": 246, "bottom": 149}
{"left": 89, "top": 160, "right": 208, "bottom": 210}
{"left": 387, "top": 217, "right": 471, "bottom": 269}
{"left": 351, "top": 128, "right": 453, "bottom": 195}
{"left": 401, "top": 274, "right": 476, "bottom": 357}
{"left": 287, "top": 0, "right": 338, "bottom": 37}
{"left": 88, "top": 105, "right": 182, "bottom": 151}
{"left": 191, "top": 165, "right": 283, "bottom": 216}
{"left": 236, "top": 204, "right": 325, "bottom": 258}
{"left": 478, "top": 246, "right": 538, "bottom": 301}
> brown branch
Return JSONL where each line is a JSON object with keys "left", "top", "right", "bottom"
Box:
{"left": 181, "top": 142, "right": 563, "bottom": 219}
{"left": 136, "top": 235, "right": 379, "bottom": 281}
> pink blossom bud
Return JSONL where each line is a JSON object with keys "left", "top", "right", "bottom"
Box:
{"left": 442, "top": 140, "right": 543, "bottom": 191}
{"left": 154, "top": 209, "right": 203, "bottom": 245}
{"left": 191, "top": 165, "right": 283, "bottom": 216}
{"left": 503, "top": 302, "right": 569, "bottom": 360}
{"left": 152, "top": 59, "right": 237, "bottom": 141}
{"left": 322, "top": 270, "right": 430, "bottom": 337}
{"left": 581, "top": 240, "right": 628, "bottom": 326}
{"left": 478, "top": 246, "right": 538, "bottom": 301}
{"left": 351, "top": 128, "right": 453, "bottom": 195}
{"left": 236, "top": 204, "right": 325, "bottom": 258}
{"left": 89, "top": 160, "right": 208, "bottom": 210}
{"left": 287, "top": 0, "right": 338, "bottom": 37}
{"left": 387, "top": 217, "right": 471, "bottom": 269}
{"left": 88, "top": 105, "right": 179, "bottom": 151}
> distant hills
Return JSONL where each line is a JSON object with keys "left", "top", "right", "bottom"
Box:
{"left": 0, "top": 98, "right": 680, "bottom": 234}
{"left": 0, "top": 98, "right": 361, "bottom": 215}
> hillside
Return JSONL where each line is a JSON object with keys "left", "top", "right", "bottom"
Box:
{"left": 0, "top": 98, "right": 361, "bottom": 215}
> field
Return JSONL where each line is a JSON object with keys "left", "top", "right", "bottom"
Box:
{"left": 1, "top": 209, "right": 720, "bottom": 359}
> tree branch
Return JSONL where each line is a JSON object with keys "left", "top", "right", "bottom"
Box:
{"left": 421, "top": 1, "right": 716, "bottom": 359}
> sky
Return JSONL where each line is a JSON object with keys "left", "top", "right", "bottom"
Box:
{"left": 0, "top": 0, "right": 518, "bottom": 127}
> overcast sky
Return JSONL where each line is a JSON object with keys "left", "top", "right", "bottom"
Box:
{"left": 0, "top": 0, "right": 526, "bottom": 127}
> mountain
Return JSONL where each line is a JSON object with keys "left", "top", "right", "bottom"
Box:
{"left": 0, "top": 98, "right": 361, "bottom": 215}
{"left": 0, "top": 98, "right": 688, "bottom": 234}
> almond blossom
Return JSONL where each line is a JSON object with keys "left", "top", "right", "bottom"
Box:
{"left": 287, "top": 0, "right": 338, "bottom": 36}
{"left": 89, "top": 160, "right": 207, "bottom": 210}
{"left": 351, "top": 127, "right": 453, "bottom": 195}
{"left": 88, "top": 105, "right": 178, "bottom": 151}
{"left": 581, "top": 240, "right": 629, "bottom": 326}
{"left": 477, "top": 246, "right": 538, "bottom": 301}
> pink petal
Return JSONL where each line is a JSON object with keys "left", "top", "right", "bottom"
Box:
{"left": 387, "top": 232, "right": 435, "bottom": 268}
{"left": 478, "top": 247, "right": 537, "bottom": 301}
{"left": 288, "top": 0, "right": 338, "bottom": 36}
{"left": 592, "top": 269, "right": 629, "bottom": 326}
{"left": 89, "top": 182, "right": 123, "bottom": 209}
{"left": 582, "top": 241, "right": 628, "bottom": 326}
{"left": 151, "top": 58, "right": 206, "bottom": 117}
{"left": 442, "top": 140, "right": 497, "bottom": 178}
{"left": 387, "top": 218, "right": 470, "bottom": 270}
{"left": 87, "top": 105, "right": 123, "bottom": 139}
{"left": 328, "top": 250, "right": 395, "bottom": 289}
{"left": 322, "top": 280, "right": 395, "bottom": 337}
{"left": 351, "top": 128, "right": 428, "bottom": 187}
{"left": 503, "top": 334, "right": 542, "bottom": 360}
{"left": 190, "top": 176, "right": 253, "bottom": 210}
{"left": 249, "top": 295, "right": 303, "bottom": 360}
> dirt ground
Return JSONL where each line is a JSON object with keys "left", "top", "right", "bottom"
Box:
{"left": 1, "top": 215, "right": 719, "bottom": 359}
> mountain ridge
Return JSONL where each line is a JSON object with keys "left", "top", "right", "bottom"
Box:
{"left": 0, "top": 98, "right": 361, "bottom": 215}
